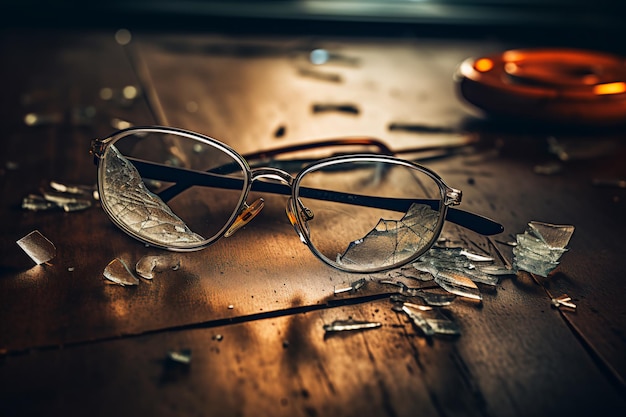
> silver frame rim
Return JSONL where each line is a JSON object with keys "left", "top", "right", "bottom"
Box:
{"left": 292, "top": 154, "right": 451, "bottom": 273}
{"left": 97, "top": 126, "right": 252, "bottom": 252}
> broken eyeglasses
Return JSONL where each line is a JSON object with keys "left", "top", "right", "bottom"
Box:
{"left": 90, "top": 126, "right": 503, "bottom": 273}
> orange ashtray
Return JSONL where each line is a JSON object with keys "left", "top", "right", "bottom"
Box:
{"left": 455, "top": 48, "right": 626, "bottom": 126}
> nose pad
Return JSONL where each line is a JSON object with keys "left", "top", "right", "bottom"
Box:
{"left": 286, "top": 197, "right": 313, "bottom": 244}
{"left": 224, "top": 198, "right": 265, "bottom": 238}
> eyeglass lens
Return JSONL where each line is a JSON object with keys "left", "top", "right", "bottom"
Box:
{"left": 297, "top": 160, "right": 445, "bottom": 271}
{"left": 99, "top": 130, "right": 248, "bottom": 248}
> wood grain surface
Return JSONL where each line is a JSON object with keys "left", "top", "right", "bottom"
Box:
{"left": 1, "top": 29, "right": 625, "bottom": 417}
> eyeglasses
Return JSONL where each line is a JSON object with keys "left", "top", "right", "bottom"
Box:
{"left": 90, "top": 126, "right": 503, "bottom": 273}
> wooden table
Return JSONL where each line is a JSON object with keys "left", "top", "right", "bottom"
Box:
{"left": 1, "top": 27, "right": 625, "bottom": 417}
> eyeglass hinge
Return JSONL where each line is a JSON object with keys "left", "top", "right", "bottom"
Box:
{"left": 90, "top": 139, "right": 106, "bottom": 164}
{"left": 444, "top": 187, "right": 462, "bottom": 206}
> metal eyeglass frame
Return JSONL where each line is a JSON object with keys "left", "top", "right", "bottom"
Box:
{"left": 91, "top": 126, "right": 504, "bottom": 273}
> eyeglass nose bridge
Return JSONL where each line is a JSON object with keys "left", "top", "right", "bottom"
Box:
{"left": 225, "top": 167, "right": 300, "bottom": 238}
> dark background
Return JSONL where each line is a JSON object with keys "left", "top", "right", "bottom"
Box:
{"left": 2, "top": 0, "right": 626, "bottom": 53}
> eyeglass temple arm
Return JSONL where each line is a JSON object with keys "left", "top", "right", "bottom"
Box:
{"left": 128, "top": 157, "right": 503, "bottom": 236}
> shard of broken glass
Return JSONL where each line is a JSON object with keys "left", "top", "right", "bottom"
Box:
{"left": 16, "top": 230, "right": 56, "bottom": 265}
{"left": 513, "top": 221, "right": 575, "bottom": 277}
{"left": 101, "top": 145, "right": 204, "bottom": 245}
{"left": 337, "top": 203, "right": 438, "bottom": 268}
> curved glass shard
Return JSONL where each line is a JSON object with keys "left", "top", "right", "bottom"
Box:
{"left": 103, "top": 257, "right": 139, "bottom": 286}
{"left": 337, "top": 203, "right": 439, "bottom": 268}
{"left": 101, "top": 145, "right": 204, "bottom": 246}
{"left": 135, "top": 254, "right": 181, "bottom": 279}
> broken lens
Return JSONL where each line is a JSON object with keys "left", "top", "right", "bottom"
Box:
{"left": 295, "top": 158, "right": 447, "bottom": 272}
{"left": 98, "top": 129, "right": 248, "bottom": 249}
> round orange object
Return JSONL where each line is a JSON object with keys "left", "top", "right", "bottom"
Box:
{"left": 455, "top": 48, "right": 626, "bottom": 126}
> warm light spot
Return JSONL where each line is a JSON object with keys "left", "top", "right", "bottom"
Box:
{"left": 122, "top": 85, "right": 138, "bottom": 100}
{"left": 24, "top": 113, "right": 38, "bottom": 126}
{"left": 504, "top": 62, "right": 518, "bottom": 74}
{"left": 593, "top": 81, "right": 626, "bottom": 95}
{"left": 474, "top": 58, "right": 494, "bottom": 72}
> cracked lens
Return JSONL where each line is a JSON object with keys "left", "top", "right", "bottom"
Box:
{"left": 101, "top": 145, "right": 204, "bottom": 246}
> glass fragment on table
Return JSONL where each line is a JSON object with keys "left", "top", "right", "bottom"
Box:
{"left": 22, "top": 181, "right": 95, "bottom": 212}
{"left": 432, "top": 270, "right": 483, "bottom": 301}
{"left": 337, "top": 203, "right": 438, "bottom": 269}
{"left": 16, "top": 230, "right": 56, "bottom": 265}
{"left": 166, "top": 349, "right": 192, "bottom": 365}
{"left": 551, "top": 294, "right": 577, "bottom": 311}
{"left": 388, "top": 265, "right": 433, "bottom": 282}
{"left": 394, "top": 304, "right": 433, "bottom": 336}
{"left": 334, "top": 277, "right": 367, "bottom": 294}
{"left": 415, "top": 261, "right": 499, "bottom": 286}
{"left": 478, "top": 265, "right": 516, "bottom": 276}
{"left": 394, "top": 303, "right": 461, "bottom": 337}
{"left": 459, "top": 249, "right": 494, "bottom": 262}
{"left": 529, "top": 222, "right": 574, "bottom": 249}
{"left": 21, "top": 194, "right": 57, "bottom": 211}
{"left": 389, "top": 290, "right": 456, "bottom": 307}
{"left": 103, "top": 258, "right": 139, "bottom": 286}
{"left": 412, "top": 246, "right": 503, "bottom": 289}
{"left": 101, "top": 145, "right": 205, "bottom": 245}
{"left": 400, "top": 301, "right": 432, "bottom": 312}
{"left": 379, "top": 280, "right": 457, "bottom": 306}
{"left": 323, "top": 318, "right": 382, "bottom": 333}
{"left": 411, "top": 250, "right": 490, "bottom": 299}
{"left": 513, "top": 221, "right": 575, "bottom": 277}
{"left": 49, "top": 181, "right": 94, "bottom": 196}
{"left": 135, "top": 254, "right": 181, "bottom": 279}
{"left": 41, "top": 190, "right": 92, "bottom": 211}
{"left": 380, "top": 243, "right": 510, "bottom": 299}
{"left": 435, "top": 236, "right": 465, "bottom": 248}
